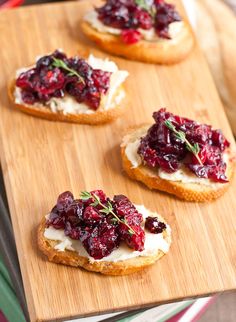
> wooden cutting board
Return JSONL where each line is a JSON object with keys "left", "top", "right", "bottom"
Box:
{"left": 195, "top": 0, "right": 236, "bottom": 135}
{"left": 0, "top": 1, "right": 235, "bottom": 321}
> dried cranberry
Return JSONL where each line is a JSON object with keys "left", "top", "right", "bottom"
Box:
{"left": 96, "top": 0, "right": 131, "bottom": 29}
{"left": 154, "top": 1, "right": 181, "bottom": 39}
{"left": 47, "top": 190, "right": 148, "bottom": 259}
{"left": 47, "top": 207, "right": 65, "bottom": 229}
{"left": 119, "top": 223, "right": 145, "bottom": 251}
{"left": 56, "top": 191, "right": 74, "bottom": 211}
{"left": 20, "top": 90, "right": 37, "bottom": 104}
{"left": 121, "top": 29, "right": 141, "bottom": 44}
{"left": 92, "top": 70, "right": 111, "bottom": 94}
{"left": 15, "top": 50, "right": 112, "bottom": 110}
{"left": 91, "top": 190, "right": 107, "bottom": 203}
{"left": 113, "top": 195, "right": 143, "bottom": 225}
{"left": 133, "top": 8, "right": 152, "bottom": 30}
{"left": 83, "top": 222, "right": 120, "bottom": 259}
{"left": 79, "top": 226, "right": 94, "bottom": 243}
{"left": 64, "top": 222, "right": 81, "bottom": 239}
{"left": 138, "top": 108, "right": 230, "bottom": 183}
{"left": 211, "top": 129, "right": 230, "bottom": 152}
{"left": 53, "top": 50, "right": 67, "bottom": 60}
{"left": 36, "top": 56, "right": 53, "bottom": 70}
{"left": 96, "top": 0, "right": 181, "bottom": 42}
{"left": 16, "top": 69, "right": 36, "bottom": 90}
{"left": 35, "top": 68, "right": 65, "bottom": 95}
{"left": 65, "top": 200, "right": 83, "bottom": 227}
{"left": 145, "top": 216, "right": 166, "bottom": 233}
{"left": 83, "top": 206, "right": 103, "bottom": 225}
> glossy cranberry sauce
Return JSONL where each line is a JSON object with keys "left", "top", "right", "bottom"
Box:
{"left": 96, "top": 0, "right": 181, "bottom": 44}
{"left": 16, "top": 50, "right": 111, "bottom": 110}
{"left": 47, "top": 190, "right": 166, "bottom": 259}
{"left": 138, "top": 109, "right": 230, "bottom": 183}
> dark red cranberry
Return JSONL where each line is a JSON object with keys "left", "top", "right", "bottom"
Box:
{"left": 47, "top": 190, "right": 149, "bottom": 259}
{"left": 36, "top": 56, "right": 53, "bottom": 70}
{"left": 119, "top": 223, "right": 145, "bottom": 251}
{"left": 56, "top": 191, "right": 74, "bottom": 211}
{"left": 65, "top": 199, "right": 84, "bottom": 226}
{"left": 113, "top": 195, "right": 143, "bottom": 225}
{"left": 52, "top": 50, "right": 67, "bottom": 60}
{"left": 21, "top": 90, "right": 37, "bottom": 104}
{"left": 154, "top": 1, "right": 181, "bottom": 39}
{"left": 47, "top": 207, "right": 65, "bottom": 229}
{"left": 191, "top": 145, "right": 207, "bottom": 165}
{"left": 92, "top": 70, "right": 111, "bottom": 94}
{"left": 36, "top": 68, "right": 65, "bottom": 95}
{"left": 208, "top": 164, "right": 228, "bottom": 183}
{"left": 83, "top": 222, "right": 120, "bottom": 259}
{"left": 80, "top": 190, "right": 108, "bottom": 210}
{"left": 121, "top": 29, "right": 141, "bottom": 44}
{"left": 73, "top": 58, "right": 93, "bottom": 78}
{"left": 53, "top": 89, "right": 64, "bottom": 98}
{"left": 16, "top": 69, "right": 36, "bottom": 90}
{"left": 145, "top": 216, "right": 166, "bottom": 234}
{"left": 133, "top": 8, "right": 152, "bottom": 30}
{"left": 96, "top": 0, "right": 182, "bottom": 41}
{"left": 83, "top": 206, "right": 103, "bottom": 225}
{"left": 91, "top": 190, "right": 107, "bottom": 203}
{"left": 96, "top": 1, "right": 131, "bottom": 29}
{"left": 64, "top": 222, "right": 81, "bottom": 239}
{"left": 16, "top": 50, "right": 112, "bottom": 110}
{"left": 138, "top": 108, "right": 230, "bottom": 183}
{"left": 79, "top": 226, "right": 94, "bottom": 243}
{"left": 211, "top": 129, "right": 230, "bottom": 152}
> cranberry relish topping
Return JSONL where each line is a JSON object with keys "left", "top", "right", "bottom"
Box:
{"left": 47, "top": 190, "right": 167, "bottom": 259}
{"left": 96, "top": 0, "right": 181, "bottom": 44}
{"left": 16, "top": 50, "right": 111, "bottom": 110}
{"left": 138, "top": 109, "right": 230, "bottom": 183}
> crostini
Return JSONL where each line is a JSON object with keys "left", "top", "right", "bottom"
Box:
{"left": 82, "top": 0, "right": 194, "bottom": 64}
{"left": 9, "top": 50, "right": 129, "bottom": 124}
{"left": 121, "top": 108, "right": 235, "bottom": 202}
{"left": 38, "top": 190, "right": 171, "bottom": 275}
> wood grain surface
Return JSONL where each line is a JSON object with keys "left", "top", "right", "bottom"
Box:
{"left": 0, "top": 1, "right": 235, "bottom": 321}
{"left": 195, "top": 0, "right": 236, "bottom": 135}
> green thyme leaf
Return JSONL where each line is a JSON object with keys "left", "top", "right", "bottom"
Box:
{"left": 80, "top": 191, "right": 92, "bottom": 200}
{"left": 79, "top": 191, "right": 137, "bottom": 235}
{"left": 135, "top": 0, "right": 156, "bottom": 17}
{"left": 128, "top": 229, "right": 134, "bottom": 235}
{"left": 90, "top": 200, "right": 99, "bottom": 207}
{"left": 135, "top": 0, "right": 150, "bottom": 11}
{"left": 164, "top": 119, "right": 203, "bottom": 166}
{"left": 100, "top": 208, "right": 110, "bottom": 214}
{"left": 52, "top": 57, "right": 85, "bottom": 84}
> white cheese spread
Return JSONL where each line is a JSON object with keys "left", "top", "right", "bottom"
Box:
{"left": 84, "top": 10, "right": 184, "bottom": 42}
{"left": 44, "top": 205, "right": 171, "bottom": 263}
{"left": 14, "top": 54, "right": 129, "bottom": 115}
{"left": 123, "top": 134, "right": 229, "bottom": 187}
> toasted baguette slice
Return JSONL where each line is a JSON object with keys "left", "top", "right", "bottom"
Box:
{"left": 121, "top": 126, "right": 235, "bottom": 202}
{"left": 38, "top": 213, "right": 171, "bottom": 276}
{"left": 8, "top": 80, "right": 127, "bottom": 125}
{"left": 81, "top": 20, "right": 194, "bottom": 64}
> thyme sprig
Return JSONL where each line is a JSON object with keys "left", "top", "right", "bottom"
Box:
{"left": 164, "top": 120, "right": 203, "bottom": 165}
{"left": 80, "top": 191, "right": 136, "bottom": 235}
{"left": 52, "top": 57, "right": 85, "bottom": 84}
{"left": 135, "top": 0, "right": 156, "bottom": 17}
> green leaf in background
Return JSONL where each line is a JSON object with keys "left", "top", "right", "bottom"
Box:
{"left": 0, "top": 256, "right": 25, "bottom": 322}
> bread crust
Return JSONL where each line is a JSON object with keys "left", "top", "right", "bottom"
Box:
{"left": 38, "top": 216, "right": 171, "bottom": 275}
{"left": 121, "top": 126, "right": 235, "bottom": 202}
{"left": 81, "top": 20, "right": 194, "bottom": 64}
{"left": 8, "top": 80, "right": 127, "bottom": 125}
